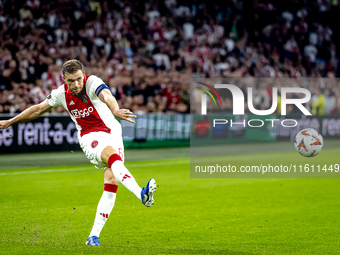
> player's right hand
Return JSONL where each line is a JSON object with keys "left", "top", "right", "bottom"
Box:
{"left": 0, "top": 120, "right": 11, "bottom": 129}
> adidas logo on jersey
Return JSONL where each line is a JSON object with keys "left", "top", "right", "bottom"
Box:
{"left": 70, "top": 100, "right": 75, "bottom": 105}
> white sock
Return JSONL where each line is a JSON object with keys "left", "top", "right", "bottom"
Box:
{"left": 89, "top": 183, "right": 118, "bottom": 237}
{"left": 111, "top": 160, "right": 142, "bottom": 201}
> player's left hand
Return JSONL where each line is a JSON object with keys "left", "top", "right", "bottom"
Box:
{"left": 113, "top": 109, "right": 137, "bottom": 123}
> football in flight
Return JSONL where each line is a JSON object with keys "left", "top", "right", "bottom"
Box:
{"left": 294, "top": 128, "right": 324, "bottom": 157}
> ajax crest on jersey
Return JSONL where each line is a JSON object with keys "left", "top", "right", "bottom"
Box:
{"left": 294, "top": 128, "right": 323, "bottom": 157}
{"left": 91, "top": 140, "right": 98, "bottom": 148}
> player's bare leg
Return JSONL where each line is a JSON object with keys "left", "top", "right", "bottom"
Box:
{"left": 86, "top": 167, "right": 118, "bottom": 246}
{"left": 101, "top": 146, "right": 157, "bottom": 207}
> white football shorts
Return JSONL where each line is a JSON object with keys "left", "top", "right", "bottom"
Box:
{"left": 79, "top": 130, "right": 125, "bottom": 169}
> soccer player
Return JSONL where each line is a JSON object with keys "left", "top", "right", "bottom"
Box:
{"left": 0, "top": 59, "right": 157, "bottom": 247}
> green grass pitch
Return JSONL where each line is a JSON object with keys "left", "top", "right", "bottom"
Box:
{"left": 1, "top": 144, "right": 340, "bottom": 254}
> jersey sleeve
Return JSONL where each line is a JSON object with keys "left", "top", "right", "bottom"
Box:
{"left": 44, "top": 86, "right": 63, "bottom": 107}
{"left": 86, "top": 75, "right": 110, "bottom": 98}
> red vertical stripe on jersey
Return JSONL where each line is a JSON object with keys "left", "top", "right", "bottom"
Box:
{"left": 64, "top": 75, "right": 111, "bottom": 137}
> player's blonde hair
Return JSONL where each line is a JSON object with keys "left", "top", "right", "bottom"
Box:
{"left": 62, "top": 59, "right": 85, "bottom": 76}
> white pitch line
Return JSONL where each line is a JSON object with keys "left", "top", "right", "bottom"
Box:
{"left": 0, "top": 167, "right": 93, "bottom": 176}
{"left": 0, "top": 160, "right": 190, "bottom": 176}
{"left": 0, "top": 155, "right": 266, "bottom": 176}
{"left": 127, "top": 160, "right": 189, "bottom": 168}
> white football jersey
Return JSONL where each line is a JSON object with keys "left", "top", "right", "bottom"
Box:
{"left": 45, "top": 75, "right": 121, "bottom": 137}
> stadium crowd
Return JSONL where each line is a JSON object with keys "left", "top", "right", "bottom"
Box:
{"left": 0, "top": 0, "right": 340, "bottom": 115}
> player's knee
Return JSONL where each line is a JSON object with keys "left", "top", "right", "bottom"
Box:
{"left": 101, "top": 146, "right": 117, "bottom": 164}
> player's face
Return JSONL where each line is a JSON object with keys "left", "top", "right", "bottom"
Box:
{"left": 64, "top": 70, "right": 85, "bottom": 95}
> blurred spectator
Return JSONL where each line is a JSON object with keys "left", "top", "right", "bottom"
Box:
{"left": 30, "top": 79, "right": 49, "bottom": 104}
{"left": 183, "top": 18, "right": 194, "bottom": 40}
{"left": 152, "top": 48, "right": 171, "bottom": 70}
{"left": 312, "top": 88, "right": 326, "bottom": 115}
{"left": 304, "top": 41, "right": 318, "bottom": 65}
{"left": 0, "top": 0, "right": 340, "bottom": 116}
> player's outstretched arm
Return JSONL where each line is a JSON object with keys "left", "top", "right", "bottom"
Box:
{"left": 0, "top": 101, "right": 53, "bottom": 129}
{"left": 98, "top": 89, "right": 137, "bottom": 123}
